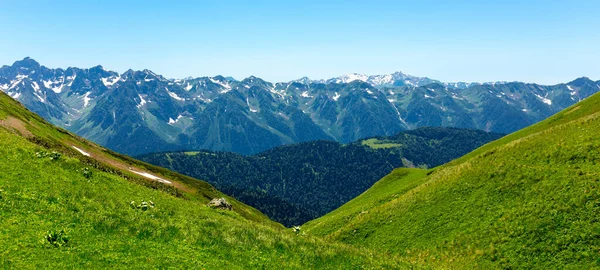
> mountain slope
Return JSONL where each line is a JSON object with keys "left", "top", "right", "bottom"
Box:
{"left": 0, "top": 92, "right": 403, "bottom": 268}
{"left": 2, "top": 58, "right": 598, "bottom": 156}
{"left": 139, "top": 127, "right": 502, "bottom": 226}
{"left": 304, "top": 92, "right": 600, "bottom": 268}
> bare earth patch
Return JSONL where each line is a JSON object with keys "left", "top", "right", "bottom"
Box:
{"left": 0, "top": 116, "right": 32, "bottom": 137}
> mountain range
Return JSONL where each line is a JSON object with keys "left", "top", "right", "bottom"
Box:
{"left": 2, "top": 57, "right": 599, "bottom": 156}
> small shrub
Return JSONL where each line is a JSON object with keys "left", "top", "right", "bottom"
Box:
{"left": 0, "top": 189, "right": 3, "bottom": 200}
{"left": 292, "top": 226, "right": 302, "bottom": 235}
{"left": 49, "top": 151, "right": 61, "bottom": 161}
{"left": 130, "top": 200, "right": 155, "bottom": 211}
{"left": 45, "top": 229, "right": 69, "bottom": 247}
{"left": 35, "top": 151, "right": 62, "bottom": 161}
{"left": 82, "top": 168, "right": 92, "bottom": 179}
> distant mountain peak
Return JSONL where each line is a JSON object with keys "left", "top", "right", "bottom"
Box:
{"left": 242, "top": 76, "right": 269, "bottom": 85}
{"left": 13, "top": 57, "right": 41, "bottom": 70}
{"left": 90, "top": 65, "right": 105, "bottom": 71}
{"left": 568, "top": 77, "right": 593, "bottom": 86}
{"left": 142, "top": 69, "right": 158, "bottom": 76}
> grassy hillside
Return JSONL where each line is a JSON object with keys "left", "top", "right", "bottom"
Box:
{"left": 304, "top": 92, "right": 600, "bottom": 268}
{"left": 0, "top": 92, "right": 403, "bottom": 268}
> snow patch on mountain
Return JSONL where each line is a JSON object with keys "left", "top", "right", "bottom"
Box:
{"left": 166, "top": 88, "right": 185, "bottom": 101}
{"left": 72, "top": 146, "right": 90, "bottom": 157}
{"left": 168, "top": 115, "right": 184, "bottom": 125}
{"left": 34, "top": 92, "right": 45, "bottom": 102}
{"left": 534, "top": 94, "right": 552, "bottom": 105}
{"left": 9, "top": 92, "right": 21, "bottom": 99}
{"left": 101, "top": 76, "right": 120, "bottom": 87}
{"left": 332, "top": 92, "right": 340, "bottom": 101}
{"left": 269, "top": 87, "right": 286, "bottom": 98}
{"left": 82, "top": 92, "right": 92, "bottom": 107}
{"left": 66, "top": 75, "right": 76, "bottom": 87}
{"left": 42, "top": 79, "right": 65, "bottom": 93}
{"left": 129, "top": 170, "right": 172, "bottom": 184}
{"left": 137, "top": 94, "right": 147, "bottom": 108}
{"left": 246, "top": 97, "right": 259, "bottom": 113}
{"left": 9, "top": 79, "right": 24, "bottom": 90}
{"left": 209, "top": 77, "right": 232, "bottom": 93}
{"left": 301, "top": 91, "right": 313, "bottom": 98}
{"left": 31, "top": 82, "right": 40, "bottom": 92}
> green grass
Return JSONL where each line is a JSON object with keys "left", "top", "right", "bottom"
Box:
{"left": 305, "top": 93, "right": 600, "bottom": 269}
{"left": 0, "top": 92, "right": 406, "bottom": 268}
{"left": 361, "top": 138, "right": 402, "bottom": 149}
{"left": 305, "top": 168, "right": 429, "bottom": 237}
{"left": 0, "top": 91, "right": 273, "bottom": 225}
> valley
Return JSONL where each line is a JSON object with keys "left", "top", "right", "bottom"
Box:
{"left": 2, "top": 57, "right": 599, "bottom": 268}
{"left": 139, "top": 127, "right": 503, "bottom": 226}
{"left": 4, "top": 1, "right": 599, "bottom": 268}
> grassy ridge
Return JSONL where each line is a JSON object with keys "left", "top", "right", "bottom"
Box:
{"left": 305, "top": 93, "right": 600, "bottom": 268}
{"left": 0, "top": 90, "right": 272, "bottom": 225}
{"left": 305, "top": 168, "right": 429, "bottom": 237}
{"left": 0, "top": 92, "right": 405, "bottom": 268}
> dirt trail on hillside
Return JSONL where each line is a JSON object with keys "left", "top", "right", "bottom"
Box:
{"left": 1, "top": 114, "right": 194, "bottom": 193}
{"left": 69, "top": 143, "right": 193, "bottom": 193}
{"left": 0, "top": 116, "right": 32, "bottom": 137}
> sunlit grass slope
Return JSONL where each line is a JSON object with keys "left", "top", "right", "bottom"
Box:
{"left": 0, "top": 92, "right": 404, "bottom": 269}
{"left": 305, "top": 92, "right": 600, "bottom": 269}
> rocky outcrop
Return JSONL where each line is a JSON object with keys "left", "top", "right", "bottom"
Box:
{"left": 208, "top": 198, "right": 232, "bottom": 210}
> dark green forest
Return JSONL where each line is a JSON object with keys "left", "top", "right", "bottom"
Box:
{"left": 139, "top": 127, "right": 503, "bottom": 226}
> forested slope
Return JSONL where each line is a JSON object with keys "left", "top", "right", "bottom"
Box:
{"left": 140, "top": 127, "right": 502, "bottom": 226}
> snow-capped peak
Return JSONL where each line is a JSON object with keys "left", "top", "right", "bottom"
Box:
{"left": 331, "top": 73, "right": 369, "bottom": 84}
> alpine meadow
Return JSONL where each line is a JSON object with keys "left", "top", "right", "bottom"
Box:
{"left": 1, "top": 0, "right": 599, "bottom": 269}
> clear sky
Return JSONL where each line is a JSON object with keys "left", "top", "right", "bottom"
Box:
{"left": 1, "top": 0, "right": 598, "bottom": 84}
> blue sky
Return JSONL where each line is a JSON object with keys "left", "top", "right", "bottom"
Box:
{"left": 1, "top": 0, "right": 598, "bottom": 84}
